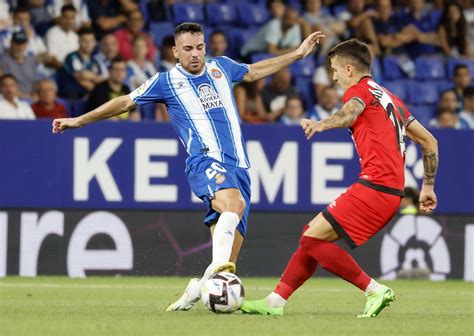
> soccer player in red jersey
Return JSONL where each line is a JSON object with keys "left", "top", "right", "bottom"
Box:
{"left": 240, "top": 39, "right": 439, "bottom": 318}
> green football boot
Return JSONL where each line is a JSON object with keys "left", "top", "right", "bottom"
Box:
{"left": 357, "top": 285, "right": 395, "bottom": 318}
{"left": 240, "top": 299, "right": 284, "bottom": 316}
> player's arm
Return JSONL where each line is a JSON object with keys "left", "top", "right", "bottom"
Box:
{"left": 243, "top": 31, "right": 325, "bottom": 82}
{"left": 52, "top": 95, "right": 136, "bottom": 134}
{"left": 406, "top": 120, "right": 439, "bottom": 213}
{"left": 300, "top": 98, "right": 364, "bottom": 139}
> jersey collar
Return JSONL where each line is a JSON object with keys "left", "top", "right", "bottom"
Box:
{"left": 176, "top": 63, "right": 207, "bottom": 78}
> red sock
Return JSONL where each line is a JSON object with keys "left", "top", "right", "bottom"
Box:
{"left": 300, "top": 235, "right": 371, "bottom": 291}
{"left": 274, "top": 225, "right": 318, "bottom": 300}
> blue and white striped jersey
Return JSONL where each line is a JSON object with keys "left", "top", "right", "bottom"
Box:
{"left": 130, "top": 56, "right": 251, "bottom": 169}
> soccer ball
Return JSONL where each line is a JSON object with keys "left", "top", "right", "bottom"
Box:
{"left": 201, "top": 272, "right": 244, "bottom": 313}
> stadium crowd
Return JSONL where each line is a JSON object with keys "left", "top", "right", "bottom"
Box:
{"left": 0, "top": 0, "right": 472, "bottom": 129}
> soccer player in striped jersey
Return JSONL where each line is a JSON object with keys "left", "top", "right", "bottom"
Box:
{"left": 52, "top": 22, "right": 325, "bottom": 311}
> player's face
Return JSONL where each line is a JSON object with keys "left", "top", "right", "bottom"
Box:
{"left": 173, "top": 33, "right": 206, "bottom": 75}
{"left": 330, "top": 56, "right": 352, "bottom": 91}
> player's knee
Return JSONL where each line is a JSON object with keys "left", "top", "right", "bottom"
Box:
{"left": 228, "top": 198, "right": 245, "bottom": 217}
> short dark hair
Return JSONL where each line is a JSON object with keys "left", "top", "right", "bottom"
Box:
{"left": 0, "top": 74, "right": 16, "bottom": 85}
{"left": 12, "top": 7, "right": 29, "bottom": 15}
{"left": 464, "top": 86, "right": 474, "bottom": 98}
{"left": 327, "top": 38, "right": 372, "bottom": 72}
{"left": 454, "top": 64, "right": 469, "bottom": 75}
{"left": 109, "top": 56, "right": 126, "bottom": 70}
{"left": 174, "top": 22, "right": 204, "bottom": 39}
{"left": 78, "top": 27, "right": 95, "bottom": 37}
{"left": 61, "top": 4, "right": 77, "bottom": 13}
{"left": 210, "top": 30, "right": 226, "bottom": 40}
{"left": 162, "top": 35, "right": 175, "bottom": 48}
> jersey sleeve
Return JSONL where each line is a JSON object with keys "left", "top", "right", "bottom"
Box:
{"left": 215, "top": 56, "right": 249, "bottom": 83}
{"left": 129, "top": 72, "right": 164, "bottom": 105}
{"left": 342, "top": 83, "right": 369, "bottom": 108}
{"left": 395, "top": 97, "right": 415, "bottom": 126}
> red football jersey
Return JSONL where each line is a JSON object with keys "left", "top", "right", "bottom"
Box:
{"left": 342, "top": 76, "right": 415, "bottom": 192}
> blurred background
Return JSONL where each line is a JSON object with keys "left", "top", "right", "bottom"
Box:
{"left": 0, "top": 0, "right": 473, "bottom": 281}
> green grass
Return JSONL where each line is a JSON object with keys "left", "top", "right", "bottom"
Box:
{"left": 0, "top": 277, "right": 473, "bottom": 336}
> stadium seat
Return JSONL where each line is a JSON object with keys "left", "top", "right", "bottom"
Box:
{"left": 56, "top": 98, "right": 72, "bottom": 117}
{"left": 236, "top": 3, "right": 269, "bottom": 27}
{"left": 250, "top": 53, "right": 273, "bottom": 63}
{"left": 371, "top": 57, "right": 383, "bottom": 83}
{"left": 70, "top": 99, "right": 87, "bottom": 118}
{"left": 205, "top": 3, "right": 237, "bottom": 26}
{"left": 289, "top": 57, "right": 315, "bottom": 78}
{"left": 228, "top": 28, "right": 258, "bottom": 59}
{"left": 415, "top": 56, "right": 446, "bottom": 80}
{"left": 172, "top": 3, "right": 205, "bottom": 24}
{"left": 150, "top": 22, "right": 175, "bottom": 47}
{"left": 383, "top": 80, "right": 408, "bottom": 102}
{"left": 382, "top": 56, "right": 406, "bottom": 80}
{"left": 294, "top": 77, "right": 315, "bottom": 110}
{"left": 409, "top": 104, "right": 435, "bottom": 127}
{"left": 407, "top": 81, "right": 439, "bottom": 105}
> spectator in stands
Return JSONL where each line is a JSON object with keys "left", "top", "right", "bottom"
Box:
{"left": 430, "top": 108, "right": 468, "bottom": 128}
{"left": 312, "top": 57, "right": 344, "bottom": 102}
{"left": 0, "top": 74, "right": 36, "bottom": 119}
{"left": 158, "top": 35, "right": 177, "bottom": 72}
{"left": 310, "top": 86, "right": 339, "bottom": 120}
{"left": 267, "top": 0, "right": 286, "bottom": 20}
{"left": 48, "top": 0, "right": 91, "bottom": 28}
{"left": 31, "top": 78, "right": 68, "bottom": 118}
{"left": 459, "top": 86, "right": 474, "bottom": 128}
{"left": 336, "top": 0, "right": 381, "bottom": 56}
{"left": 88, "top": 0, "right": 138, "bottom": 39}
{"left": 1, "top": 7, "right": 52, "bottom": 61}
{"left": 45, "top": 4, "right": 79, "bottom": 64}
{"left": 261, "top": 67, "right": 298, "bottom": 122}
{"left": 0, "top": 31, "right": 39, "bottom": 98}
{"left": 396, "top": 0, "right": 440, "bottom": 58}
{"left": 87, "top": 57, "right": 139, "bottom": 120}
{"left": 302, "top": 0, "right": 345, "bottom": 54}
{"left": 234, "top": 79, "right": 269, "bottom": 123}
{"left": 114, "top": 10, "right": 156, "bottom": 62}
{"left": 438, "top": 1, "right": 469, "bottom": 57}
{"left": 58, "top": 27, "right": 105, "bottom": 99}
{"left": 126, "top": 36, "right": 157, "bottom": 91}
{"left": 372, "top": 0, "right": 406, "bottom": 54}
{"left": 399, "top": 186, "right": 419, "bottom": 214}
{"left": 241, "top": 7, "right": 304, "bottom": 57}
{"left": 279, "top": 94, "right": 307, "bottom": 125}
{"left": 453, "top": 64, "right": 472, "bottom": 110}
{"left": 94, "top": 33, "right": 120, "bottom": 76}
{"left": 438, "top": 89, "right": 459, "bottom": 113}
{"left": 206, "top": 31, "right": 228, "bottom": 60}
{"left": 27, "top": 0, "right": 52, "bottom": 32}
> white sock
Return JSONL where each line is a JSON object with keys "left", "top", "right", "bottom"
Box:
{"left": 364, "top": 279, "right": 381, "bottom": 295}
{"left": 265, "top": 292, "right": 287, "bottom": 308}
{"left": 187, "top": 212, "right": 240, "bottom": 300}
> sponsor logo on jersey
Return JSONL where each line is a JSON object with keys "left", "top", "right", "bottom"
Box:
{"left": 198, "top": 84, "right": 224, "bottom": 111}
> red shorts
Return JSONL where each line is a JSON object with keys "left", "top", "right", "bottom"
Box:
{"left": 322, "top": 181, "right": 402, "bottom": 249}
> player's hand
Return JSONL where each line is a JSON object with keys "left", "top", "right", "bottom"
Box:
{"left": 300, "top": 118, "right": 324, "bottom": 139}
{"left": 296, "top": 31, "right": 326, "bottom": 59}
{"left": 52, "top": 117, "right": 82, "bottom": 134}
{"left": 418, "top": 188, "right": 437, "bottom": 213}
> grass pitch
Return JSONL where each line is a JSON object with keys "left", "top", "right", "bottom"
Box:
{"left": 0, "top": 277, "right": 472, "bottom": 336}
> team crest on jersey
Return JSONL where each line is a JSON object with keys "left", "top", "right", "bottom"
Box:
{"left": 215, "top": 173, "right": 226, "bottom": 184}
{"left": 211, "top": 68, "right": 222, "bottom": 78}
{"left": 199, "top": 84, "right": 224, "bottom": 111}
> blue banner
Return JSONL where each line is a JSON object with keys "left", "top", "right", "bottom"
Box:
{"left": 0, "top": 120, "right": 472, "bottom": 214}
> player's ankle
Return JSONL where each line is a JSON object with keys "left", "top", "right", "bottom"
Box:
{"left": 266, "top": 292, "right": 287, "bottom": 308}
{"left": 364, "top": 278, "right": 381, "bottom": 295}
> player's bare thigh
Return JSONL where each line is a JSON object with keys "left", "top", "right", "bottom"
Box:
{"left": 303, "top": 212, "right": 340, "bottom": 242}
{"left": 211, "top": 188, "right": 246, "bottom": 218}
